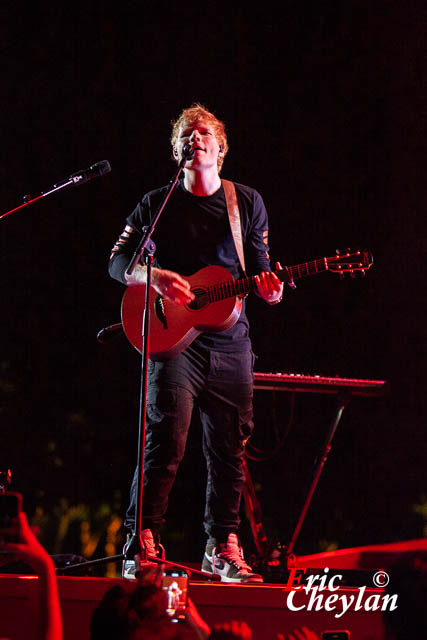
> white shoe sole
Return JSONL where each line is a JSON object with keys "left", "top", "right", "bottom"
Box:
{"left": 201, "top": 568, "right": 263, "bottom": 584}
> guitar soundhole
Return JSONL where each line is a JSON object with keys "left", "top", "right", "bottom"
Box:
{"left": 187, "top": 288, "right": 209, "bottom": 311}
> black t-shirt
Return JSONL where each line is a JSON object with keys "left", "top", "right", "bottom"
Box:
{"left": 109, "top": 179, "right": 272, "bottom": 352}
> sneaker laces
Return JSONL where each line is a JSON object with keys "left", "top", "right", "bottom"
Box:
{"left": 127, "top": 530, "right": 164, "bottom": 561}
{"left": 141, "top": 529, "right": 157, "bottom": 557}
{"left": 213, "top": 533, "right": 252, "bottom": 573}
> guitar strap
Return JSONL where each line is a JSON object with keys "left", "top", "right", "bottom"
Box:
{"left": 221, "top": 178, "right": 247, "bottom": 277}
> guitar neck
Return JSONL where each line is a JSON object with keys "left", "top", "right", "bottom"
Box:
{"left": 286, "top": 257, "right": 329, "bottom": 282}
{"left": 208, "top": 258, "right": 328, "bottom": 302}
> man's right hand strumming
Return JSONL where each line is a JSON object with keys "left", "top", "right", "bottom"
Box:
{"left": 125, "top": 265, "right": 195, "bottom": 306}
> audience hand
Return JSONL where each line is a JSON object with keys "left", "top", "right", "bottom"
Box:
{"left": 179, "top": 597, "right": 211, "bottom": 639}
{"left": 210, "top": 619, "right": 253, "bottom": 639}
{"left": 276, "top": 627, "right": 319, "bottom": 640}
{"left": 1, "top": 510, "right": 63, "bottom": 640}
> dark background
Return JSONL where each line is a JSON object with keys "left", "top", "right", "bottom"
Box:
{"left": 1, "top": 2, "right": 425, "bottom": 570}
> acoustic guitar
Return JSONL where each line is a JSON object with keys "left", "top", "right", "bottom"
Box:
{"left": 121, "top": 250, "right": 373, "bottom": 360}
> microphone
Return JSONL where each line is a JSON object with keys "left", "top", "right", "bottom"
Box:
{"left": 63, "top": 160, "right": 111, "bottom": 187}
{"left": 1, "top": 160, "right": 112, "bottom": 221}
{"left": 182, "top": 144, "right": 194, "bottom": 160}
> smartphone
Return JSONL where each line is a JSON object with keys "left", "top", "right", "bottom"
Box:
{"left": 0, "top": 491, "right": 22, "bottom": 543}
{"left": 321, "top": 632, "right": 350, "bottom": 640}
{"left": 162, "top": 568, "right": 189, "bottom": 619}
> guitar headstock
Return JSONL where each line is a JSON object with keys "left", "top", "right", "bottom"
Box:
{"left": 327, "top": 249, "right": 373, "bottom": 277}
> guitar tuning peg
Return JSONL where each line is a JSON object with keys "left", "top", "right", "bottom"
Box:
{"left": 361, "top": 269, "right": 366, "bottom": 277}
{"left": 350, "top": 270, "right": 356, "bottom": 278}
{"left": 336, "top": 249, "right": 340, "bottom": 256}
{"left": 339, "top": 272, "right": 345, "bottom": 280}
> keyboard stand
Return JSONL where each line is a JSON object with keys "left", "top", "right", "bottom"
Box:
{"left": 285, "top": 391, "right": 351, "bottom": 560}
{"left": 245, "top": 373, "right": 387, "bottom": 569}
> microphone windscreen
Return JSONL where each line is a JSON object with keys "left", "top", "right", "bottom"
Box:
{"left": 182, "top": 144, "right": 194, "bottom": 159}
{"left": 91, "top": 160, "right": 111, "bottom": 177}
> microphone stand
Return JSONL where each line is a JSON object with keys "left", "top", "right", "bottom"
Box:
{"left": 0, "top": 161, "right": 111, "bottom": 220}
{"left": 57, "top": 149, "right": 219, "bottom": 580}
{"left": 122, "top": 150, "right": 187, "bottom": 566}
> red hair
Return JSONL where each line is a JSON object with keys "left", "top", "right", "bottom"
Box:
{"left": 170, "top": 103, "right": 228, "bottom": 171}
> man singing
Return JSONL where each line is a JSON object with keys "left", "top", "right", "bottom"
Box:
{"left": 109, "top": 103, "right": 283, "bottom": 583}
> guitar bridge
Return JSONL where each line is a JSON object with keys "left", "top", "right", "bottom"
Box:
{"left": 154, "top": 295, "right": 168, "bottom": 330}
